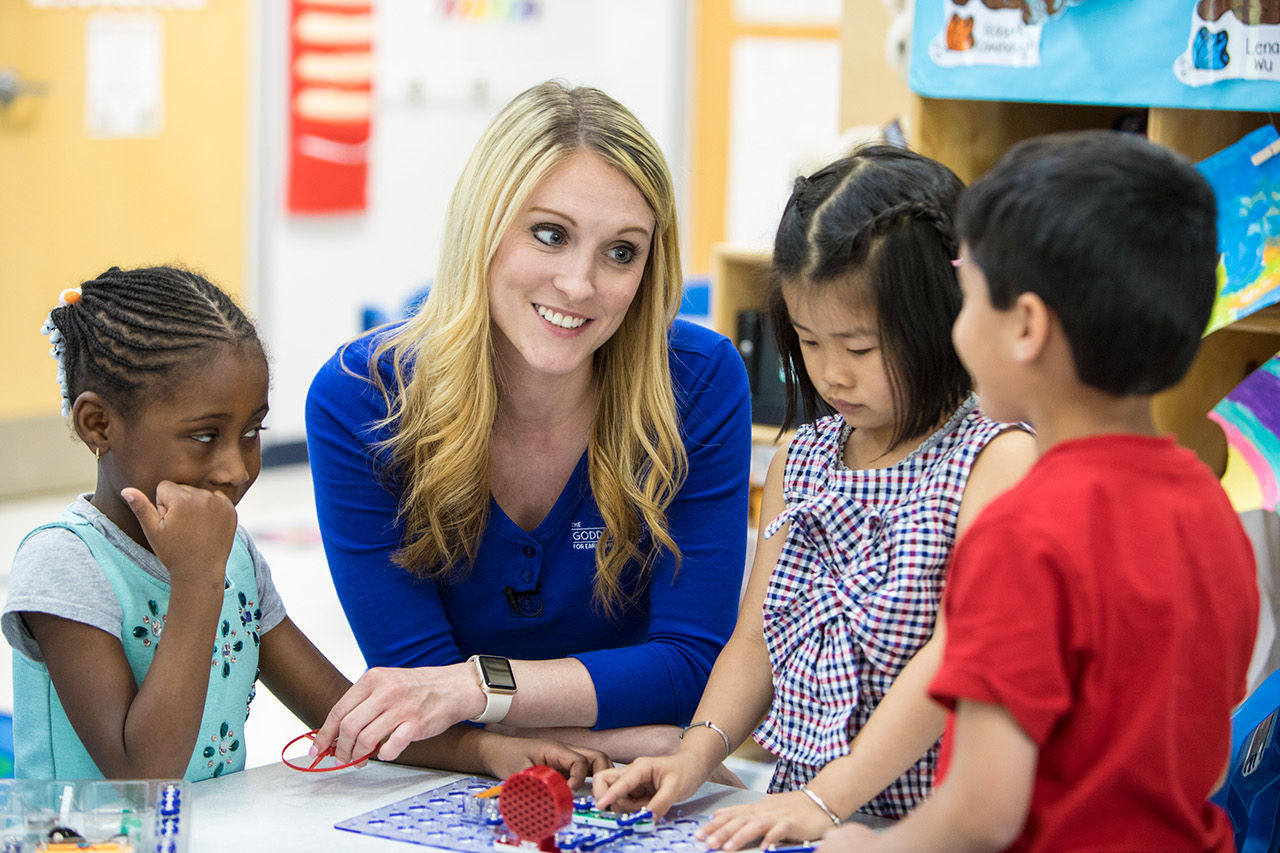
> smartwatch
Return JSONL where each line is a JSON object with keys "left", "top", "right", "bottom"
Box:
{"left": 467, "top": 654, "right": 517, "bottom": 724}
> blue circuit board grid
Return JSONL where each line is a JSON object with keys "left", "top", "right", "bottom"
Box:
{"left": 336, "top": 776, "right": 712, "bottom": 852}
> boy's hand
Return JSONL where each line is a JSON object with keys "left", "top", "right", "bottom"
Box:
{"left": 122, "top": 481, "right": 236, "bottom": 586}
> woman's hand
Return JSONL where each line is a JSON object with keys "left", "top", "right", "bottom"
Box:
{"left": 312, "top": 664, "right": 482, "bottom": 763}
{"left": 122, "top": 481, "right": 236, "bottom": 589}
{"left": 591, "top": 753, "right": 709, "bottom": 818}
{"left": 476, "top": 733, "right": 613, "bottom": 791}
{"left": 695, "top": 790, "right": 838, "bottom": 851}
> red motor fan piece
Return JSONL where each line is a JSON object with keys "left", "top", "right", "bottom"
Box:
{"left": 499, "top": 765, "right": 574, "bottom": 850}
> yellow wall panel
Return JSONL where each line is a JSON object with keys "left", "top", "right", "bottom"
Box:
{"left": 0, "top": 3, "right": 249, "bottom": 421}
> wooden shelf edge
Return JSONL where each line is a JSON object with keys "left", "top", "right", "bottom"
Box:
{"left": 1223, "top": 304, "right": 1280, "bottom": 336}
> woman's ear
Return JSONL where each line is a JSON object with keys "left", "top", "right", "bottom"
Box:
{"left": 1010, "top": 292, "right": 1052, "bottom": 365}
{"left": 71, "top": 392, "right": 111, "bottom": 458}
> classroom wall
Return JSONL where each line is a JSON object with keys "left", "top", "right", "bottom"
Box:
{"left": 0, "top": 2, "right": 251, "bottom": 499}
{"left": 0, "top": 1, "right": 687, "bottom": 495}
{"left": 0, "top": 1, "right": 902, "bottom": 496}
{"left": 252, "top": 0, "right": 689, "bottom": 451}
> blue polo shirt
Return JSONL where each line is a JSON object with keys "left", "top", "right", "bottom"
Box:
{"left": 305, "top": 319, "right": 751, "bottom": 728}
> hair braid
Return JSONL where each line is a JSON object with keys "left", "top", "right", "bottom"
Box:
{"left": 866, "top": 200, "right": 959, "bottom": 258}
{"left": 42, "top": 265, "right": 262, "bottom": 418}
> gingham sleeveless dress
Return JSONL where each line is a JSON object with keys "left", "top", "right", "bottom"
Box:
{"left": 754, "top": 395, "right": 1009, "bottom": 819}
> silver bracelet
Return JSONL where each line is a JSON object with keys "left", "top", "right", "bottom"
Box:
{"left": 680, "top": 720, "right": 732, "bottom": 758}
{"left": 801, "top": 785, "right": 842, "bottom": 827}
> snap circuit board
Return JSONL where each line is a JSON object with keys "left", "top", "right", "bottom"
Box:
{"left": 336, "top": 776, "right": 712, "bottom": 852}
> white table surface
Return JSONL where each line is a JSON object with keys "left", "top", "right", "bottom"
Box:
{"left": 188, "top": 762, "right": 767, "bottom": 853}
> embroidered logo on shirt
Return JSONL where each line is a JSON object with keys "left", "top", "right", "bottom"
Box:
{"left": 571, "top": 521, "right": 604, "bottom": 551}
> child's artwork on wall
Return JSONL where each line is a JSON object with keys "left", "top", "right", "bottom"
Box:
{"left": 927, "top": 0, "right": 1087, "bottom": 69}
{"left": 1175, "top": 0, "right": 1280, "bottom": 88}
{"left": 1211, "top": 350, "right": 1280, "bottom": 512}
{"left": 1197, "top": 124, "right": 1280, "bottom": 335}
{"left": 910, "top": 0, "right": 1280, "bottom": 110}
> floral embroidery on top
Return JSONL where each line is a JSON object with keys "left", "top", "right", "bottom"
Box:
{"left": 237, "top": 590, "right": 262, "bottom": 646}
{"left": 211, "top": 618, "right": 244, "bottom": 679}
{"left": 130, "top": 599, "right": 164, "bottom": 648}
{"left": 202, "top": 720, "right": 240, "bottom": 778}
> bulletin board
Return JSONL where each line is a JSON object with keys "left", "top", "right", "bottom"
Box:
{"left": 909, "top": 0, "right": 1280, "bottom": 111}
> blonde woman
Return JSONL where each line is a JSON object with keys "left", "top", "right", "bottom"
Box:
{"left": 306, "top": 81, "right": 751, "bottom": 766}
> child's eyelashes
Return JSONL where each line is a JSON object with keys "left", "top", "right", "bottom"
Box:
{"left": 189, "top": 424, "right": 266, "bottom": 443}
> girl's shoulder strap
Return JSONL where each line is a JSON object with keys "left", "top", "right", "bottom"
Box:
{"left": 17, "top": 506, "right": 101, "bottom": 553}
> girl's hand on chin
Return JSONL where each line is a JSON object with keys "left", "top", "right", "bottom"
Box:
{"left": 122, "top": 481, "right": 237, "bottom": 587}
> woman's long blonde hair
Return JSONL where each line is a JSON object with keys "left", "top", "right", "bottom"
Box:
{"left": 364, "top": 80, "right": 687, "bottom": 616}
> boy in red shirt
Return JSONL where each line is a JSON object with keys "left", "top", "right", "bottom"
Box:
{"left": 825, "top": 130, "right": 1259, "bottom": 851}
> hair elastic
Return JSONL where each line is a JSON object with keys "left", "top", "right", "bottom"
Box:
{"left": 281, "top": 730, "right": 378, "bottom": 772}
{"left": 39, "top": 311, "right": 70, "bottom": 417}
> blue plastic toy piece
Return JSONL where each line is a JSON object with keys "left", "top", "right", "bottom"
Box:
{"left": 1216, "top": 668, "right": 1280, "bottom": 851}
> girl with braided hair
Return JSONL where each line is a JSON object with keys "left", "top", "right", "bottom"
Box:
{"left": 595, "top": 146, "right": 1036, "bottom": 838}
{"left": 3, "top": 265, "right": 609, "bottom": 784}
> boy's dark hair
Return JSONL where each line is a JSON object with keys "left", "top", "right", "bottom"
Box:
{"left": 770, "top": 143, "right": 972, "bottom": 446}
{"left": 958, "top": 130, "right": 1218, "bottom": 395}
{"left": 48, "top": 265, "right": 263, "bottom": 418}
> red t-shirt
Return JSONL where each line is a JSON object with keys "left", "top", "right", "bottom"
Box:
{"left": 930, "top": 434, "right": 1257, "bottom": 852}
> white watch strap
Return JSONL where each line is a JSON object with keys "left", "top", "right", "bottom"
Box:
{"left": 470, "top": 688, "right": 513, "bottom": 724}
{"left": 467, "top": 655, "right": 515, "bottom": 724}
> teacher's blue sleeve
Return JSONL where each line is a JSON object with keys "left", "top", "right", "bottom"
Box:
{"left": 305, "top": 334, "right": 464, "bottom": 670}
{"left": 572, "top": 325, "right": 752, "bottom": 728}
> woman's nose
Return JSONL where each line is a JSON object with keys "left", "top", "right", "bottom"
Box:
{"left": 554, "top": 249, "right": 595, "bottom": 300}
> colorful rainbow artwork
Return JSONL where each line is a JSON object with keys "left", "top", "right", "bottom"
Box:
{"left": 1211, "top": 352, "right": 1280, "bottom": 513}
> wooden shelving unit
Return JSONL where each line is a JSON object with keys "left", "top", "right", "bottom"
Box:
{"left": 706, "top": 3, "right": 1279, "bottom": 472}
{"left": 711, "top": 96, "right": 1279, "bottom": 474}
{"left": 913, "top": 99, "right": 1279, "bottom": 474}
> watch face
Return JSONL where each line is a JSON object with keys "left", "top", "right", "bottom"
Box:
{"left": 478, "top": 655, "right": 516, "bottom": 690}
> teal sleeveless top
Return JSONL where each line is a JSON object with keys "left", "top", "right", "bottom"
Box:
{"left": 12, "top": 516, "right": 263, "bottom": 781}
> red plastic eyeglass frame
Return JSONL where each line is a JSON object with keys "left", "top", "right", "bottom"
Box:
{"left": 281, "top": 730, "right": 379, "bottom": 772}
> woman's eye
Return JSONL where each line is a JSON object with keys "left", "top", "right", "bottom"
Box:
{"left": 532, "top": 226, "right": 565, "bottom": 246}
{"left": 608, "top": 244, "right": 636, "bottom": 265}
{"left": 848, "top": 347, "right": 874, "bottom": 357}
{"left": 243, "top": 426, "right": 263, "bottom": 440}
{"left": 192, "top": 434, "right": 215, "bottom": 444}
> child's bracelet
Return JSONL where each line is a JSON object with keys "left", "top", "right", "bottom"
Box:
{"left": 801, "top": 785, "right": 842, "bottom": 827}
{"left": 680, "top": 720, "right": 732, "bottom": 758}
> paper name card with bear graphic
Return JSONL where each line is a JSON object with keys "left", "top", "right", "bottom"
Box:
{"left": 910, "top": 0, "right": 1280, "bottom": 110}
{"left": 928, "top": 0, "right": 1085, "bottom": 68}
{"left": 1175, "top": 0, "right": 1280, "bottom": 86}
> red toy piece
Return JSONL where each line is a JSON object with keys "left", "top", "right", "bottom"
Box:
{"left": 499, "top": 765, "right": 574, "bottom": 851}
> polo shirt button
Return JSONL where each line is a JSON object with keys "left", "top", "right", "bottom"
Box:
{"left": 522, "top": 569, "right": 534, "bottom": 583}
{"left": 520, "top": 598, "right": 535, "bottom": 613}
{"left": 523, "top": 546, "right": 536, "bottom": 558}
